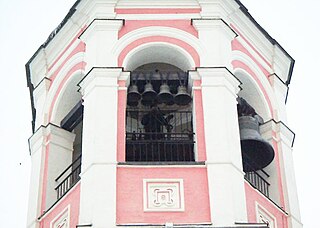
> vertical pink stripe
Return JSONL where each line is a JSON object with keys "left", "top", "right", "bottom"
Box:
{"left": 193, "top": 80, "right": 206, "bottom": 161}
{"left": 41, "top": 135, "right": 51, "bottom": 213}
{"left": 117, "top": 80, "right": 127, "bottom": 162}
{"left": 272, "top": 132, "right": 286, "bottom": 210}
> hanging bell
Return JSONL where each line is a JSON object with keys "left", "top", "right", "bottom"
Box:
{"left": 127, "top": 100, "right": 139, "bottom": 107}
{"left": 174, "top": 85, "right": 192, "bottom": 105}
{"left": 142, "top": 82, "right": 157, "bottom": 101}
{"left": 127, "top": 84, "right": 141, "bottom": 103}
{"left": 239, "top": 115, "right": 275, "bottom": 172}
{"left": 157, "top": 83, "right": 173, "bottom": 104}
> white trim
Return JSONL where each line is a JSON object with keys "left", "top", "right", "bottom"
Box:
{"left": 113, "top": 26, "right": 204, "bottom": 58}
{"left": 122, "top": 42, "right": 195, "bottom": 71}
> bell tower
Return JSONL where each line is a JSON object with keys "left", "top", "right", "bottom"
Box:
{"left": 26, "top": 0, "right": 302, "bottom": 228}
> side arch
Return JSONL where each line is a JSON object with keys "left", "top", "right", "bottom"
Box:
{"left": 232, "top": 51, "right": 277, "bottom": 120}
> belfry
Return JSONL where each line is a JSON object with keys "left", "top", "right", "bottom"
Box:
{"left": 26, "top": 1, "right": 302, "bottom": 228}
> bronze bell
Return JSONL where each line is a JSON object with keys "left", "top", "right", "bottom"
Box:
{"left": 142, "top": 82, "right": 157, "bottom": 101}
{"left": 127, "top": 84, "right": 141, "bottom": 103}
{"left": 174, "top": 85, "right": 192, "bottom": 105}
{"left": 157, "top": 83, "right": 173, "bottom": 104}
{"left": 239, "top": 115, "right": 275, "bottom": 172}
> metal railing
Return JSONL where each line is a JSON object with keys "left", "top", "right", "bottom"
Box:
{"left": 126, "top": 132, "right": 194, "bottom": 162}
{"left": 126, "top": 110, "right": 194, "bottom": 162}
{"left": 244, "top": 161, "right": 270, "bottom": 198}
{"left": 55, "top": 155, "right": 82, "bottom": 200}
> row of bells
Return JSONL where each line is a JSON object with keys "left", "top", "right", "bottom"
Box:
{"left": 127, "top": 82, "right": 192, "bottom": 106}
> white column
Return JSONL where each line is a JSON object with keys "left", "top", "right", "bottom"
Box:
{"left": 79, "top": 19, "right": 123, "bottom": 72}
{"left": 26, "top": 124, "right": 75, "bottom": 228}
{"left": 44, "top": 125, "right": 75, "bottom": 208}
{"left": 27, "top": 126, "right": 46, "bottom": 228}
{"left": 78, "top": 67, "right": 126, "bottom": 228}
{"left": 275, "top": 122, "right": 303, "bottom": 228}
{"left": 192, "top": 18, "right": 237, "bottom": 69}
{"left": 197, "top": 67, "right": 248, "bottom": 226}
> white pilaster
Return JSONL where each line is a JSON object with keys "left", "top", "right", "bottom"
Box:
{"left": 192, "top": 18, "right": 237, "bottom": 68}
{"left": 44, "top": 125, "right": 75, "bottom": 209}
{"left": 33, "top": 78, "right": 51, "bottom": 129}
{"left": 274, "top": 121, "right": 302, "bottom": 228}
{"left": 26, "top": 124, "right": 75, "bottom": 228}
{"left": 197, "top": 67, "right": 247, "bottom": 226}
{"left": 27, "top": 126, "right": 47, "bottom": 228}
{"left": 79, "top": 19, "right": 124, "bottom": 72}
{"left": 78, "top": 67, "right": 126, "bottom": 228}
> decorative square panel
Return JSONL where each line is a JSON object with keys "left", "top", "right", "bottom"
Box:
{"left": 50, "top": 206, "right": 70, "bottom": 228}
{"left": 143, "top": 179, "right": 185, "bottom": 212}
{"left": 256, "top": 203, "right": 277, "bottom": 228}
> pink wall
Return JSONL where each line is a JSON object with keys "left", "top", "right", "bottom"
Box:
{"left": 40, "top": 184, "right": 81, "bottom": 228}
{"left": 117, "top": 166, "right": 211, "bottom": 225}
{"left": 245, "top": 182, "right": 288, "bottom": 227}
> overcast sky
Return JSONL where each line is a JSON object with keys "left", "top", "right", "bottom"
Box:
{"left": 0, "top": 0, "right": 318, "bottom": 227}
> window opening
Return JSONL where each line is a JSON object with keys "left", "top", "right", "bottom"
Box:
{"left": 126, "top": 70, "right": 194, "bottom": 162}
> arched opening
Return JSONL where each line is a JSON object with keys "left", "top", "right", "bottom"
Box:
{"left": 235, "top": 71, "right": 279, "bottom": 203}
{"left": 125, "top": 62, "right": 195, "bottom": 162}
{"left": 51, "top": 74, "right": 83, "bottom": 201}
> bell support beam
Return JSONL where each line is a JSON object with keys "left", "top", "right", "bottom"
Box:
{"left": 78, "top": 67, "right": 128, "bottom": 227}
{"left": 194, "top": 67, "right": 247, "bottom": 226}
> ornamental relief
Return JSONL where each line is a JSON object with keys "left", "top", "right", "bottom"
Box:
{"left": 143, "top": 179, "right": 184, "bottom": 212}
{"left": 256, "top": 204, "right": 276, "bottom": 228}
{"left": 50, "top": 206, "right": 70, "bottom": 228}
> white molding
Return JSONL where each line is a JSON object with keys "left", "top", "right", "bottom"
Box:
{"left": 79, "top": 19, "right": 124, "bottom": 42}
{"left": 114, "top": 25, "right": 204, "bottom": 60}
{"left": 122, "top": 42, "right": 196, "bottom": 71}
{"left": 116, "top": 0, "right": 200, "bottom": 8}
{"left": 78, "top": 67, "right": 123, "bottom": 98}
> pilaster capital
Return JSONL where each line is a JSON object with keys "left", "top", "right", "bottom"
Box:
{"left": 260, "top": 119, "right": 295, "bottom": 148}
{"left": 79, "top": 19, "right": 124, "bottom": 42}
{"left": 28, "top": 124, "right": 75, "bottom": 156}
{"left": 192, "top": 18, "right": 237, "bottom": 39}
{"left": 78, "top": 67, "right": 124, "bottom": 97}
{"left": 194, "top": 67, "right": 241, "bottom": 96}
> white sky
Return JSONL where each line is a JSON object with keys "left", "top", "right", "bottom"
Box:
{"left": 0, "top": 0, "right": 318, "bottom": 227}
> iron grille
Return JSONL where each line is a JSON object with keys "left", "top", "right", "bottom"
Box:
{"left": 55, "top": 155, "right": 81, "bottom": 200}
{"left": 126, "top": 109, "right": 194, "bottom": 162}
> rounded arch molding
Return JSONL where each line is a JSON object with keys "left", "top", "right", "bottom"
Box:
{"left": 44, "top": 53, "right": 86, "bottom": 125}
{"left": 113, "top": 26, "right": 203, "bottom": 71}
{"left": 232, "top": 51, "right": 277, "bottom": 120}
